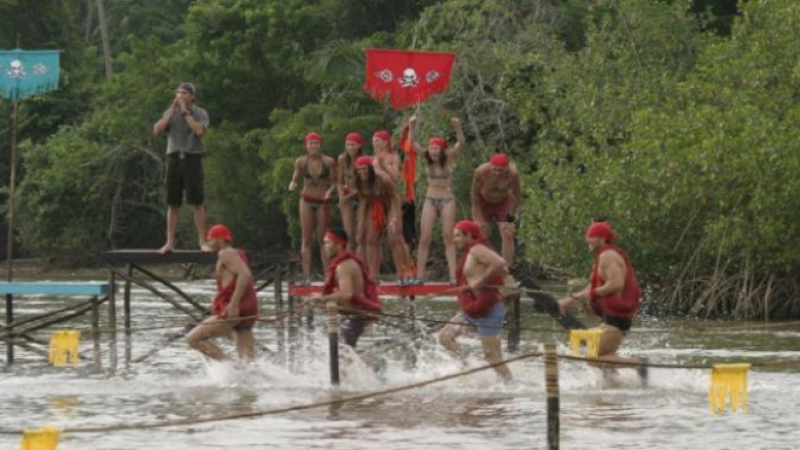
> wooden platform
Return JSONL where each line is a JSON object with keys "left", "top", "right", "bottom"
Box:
{"left": 0, "top": 282, "right": 109, "bottom": 296}
{"left": 102, "top": 249, "right": 293, "bottom": 265}
{"left": 289, "top": 282, "right": 458, "bottom": 297}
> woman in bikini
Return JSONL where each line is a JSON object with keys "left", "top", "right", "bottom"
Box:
{"left": 409, "top": 116, "right": 465, "bottom": 284}
{"left": 354, "top": 155, "right": 408, "bottom": 281}
{"left": 288, "top": 132, "right": 337, "bottom": 284}
{"left": 370, "top": 131, "right": 415, "bottom": 284}
{"left": 337, "top": 132, "right": 364, "bottom": 252}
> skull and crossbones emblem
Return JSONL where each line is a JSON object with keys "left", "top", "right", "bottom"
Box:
{"left": 8, "top": 60, "right": 25, "bottom": 79}
{"left": 399, "top": 68, "right": 419, "bottom": 88}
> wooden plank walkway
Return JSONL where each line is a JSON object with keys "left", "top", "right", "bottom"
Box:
{"left": 0, "top": 282, "right": 109, "bottom": 296}
{"left": 289, "top": 282, "right": 458, "bottom": 298}
{"left": 102, "top": 249, "right": 292, "bottom": 265}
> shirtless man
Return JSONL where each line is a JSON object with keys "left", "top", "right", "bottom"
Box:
{"left": 471, "top": 153, "right": 522, "bottom": 266}
{"left": 354, "top": 155, "right": 412, "bottom": 281}
{"left": 372, "top": 130, "right": 401, "bottom": 182}
{"left": 438, "top": 220, "right": 512, "bottom": 381}
{"left": 313, "top": 228, "right": 383, "bottom": 348}
{"left": 558, "top": 222, "right": 646, "bottom": 381}
{"left": 186, "top": 225, "right": 258, "bottom": 361}
{"left": 288, "top": 132, "right": 337, "bottom": 284}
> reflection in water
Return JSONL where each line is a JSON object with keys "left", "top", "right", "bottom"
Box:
{"left": 48, "top": 396, "right": 80, "bottom": 417}
{"left": 1, "top": 282, "right": 799, "bottom": 449}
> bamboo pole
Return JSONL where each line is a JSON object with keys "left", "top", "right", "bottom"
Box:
{"left": 275, "top": 266, "right": 285, "bottom": 365}
{"left": 123, "top": 263, "right": 133, "bottom": 332}
{"left": 91, "top": 296, "right": 101, "bottom": 372}
{"left": 327, "top": 299, "right": 340, "bottom": 386}
{"left": 544, "top": 343, "right": 560, "bottom": 450}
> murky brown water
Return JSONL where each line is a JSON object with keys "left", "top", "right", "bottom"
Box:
{"left": 1, "top": 280, "right": 799, "bottom": 449}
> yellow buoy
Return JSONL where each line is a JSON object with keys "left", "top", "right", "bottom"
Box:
{"left": 709, "top": 363, "right": 751, "bottom": 414}
{"left": 19, "top": 426, "right": 61, "bottom": 450}
{"left": 48, "top": 331, "right": 80, "bottom": 367}
{"left": 569, "top": 329, "right": 604, "bottom": 358}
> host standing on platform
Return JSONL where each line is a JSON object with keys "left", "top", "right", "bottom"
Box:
{"left": 153, "top": 82, "right": 211, "bottom": 253}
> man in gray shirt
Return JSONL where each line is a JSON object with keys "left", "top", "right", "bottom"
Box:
{"left": 153, "top": 82, "right": 211, "bottom": 252}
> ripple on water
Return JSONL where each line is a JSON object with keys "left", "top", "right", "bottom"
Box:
{"left": 1, "top": 283, "right": 799, "bottom": 449}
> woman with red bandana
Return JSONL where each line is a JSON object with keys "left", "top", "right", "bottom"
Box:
{"left": 438, "top": 220, "right": 512, "bottom": 381}
{"left": 407, "top": 116, "right": 465, "bottom": 284}
{"left": 288, "top": 132, "right": 337, "bottom": 284}
{"left": 353, "top": 155, "right": 413, "bottom": 281}
{"left": 337, "top": 132, "right": 364, "bottom": 252}
{"left": 368, "top": 131, "right": 415, "bottom": 283}
{"left": 558, "top": 221, "right": 647, "bottom": 383}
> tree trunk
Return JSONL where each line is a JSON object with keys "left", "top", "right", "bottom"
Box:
{"left": 95, "top": 0, "right": 112, "bottom": 80}
{"left": 84, "top": 0, "right": 94, "bottom": 42}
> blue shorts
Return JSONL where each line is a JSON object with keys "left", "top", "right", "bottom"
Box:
{"left": 460, "top": 302, "right": 506, "bottom": 336}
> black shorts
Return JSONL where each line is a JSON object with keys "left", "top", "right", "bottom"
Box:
{"left": 340, "top": 315, "right": 373, "bottom": 348}
{"left": 166, "top": 153, "right": 204, "bottom": 207}
{"left": 603, "top": 315, "right": 632, "bottom": 333}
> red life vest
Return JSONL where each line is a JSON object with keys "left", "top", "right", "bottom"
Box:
{"left": 456, "top": 240, "right": 505, "bottom": 318}
{"left": 589, "top": 245, "right": 641, "bottom": 319}
{"left": 211, "top": 250, "right": 259, "bottom": 325}
{"left": 322, "top": 251, "right": 383, "bottom": 315}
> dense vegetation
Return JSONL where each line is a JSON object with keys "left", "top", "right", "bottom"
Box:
{"left": 2, "top": 0, "right": 798, "bottom": 319}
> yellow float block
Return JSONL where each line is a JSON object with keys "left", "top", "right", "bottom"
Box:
{"left": 569, "top": 328, "right": 604, "bottom": 358}
{"left": 709, "top": 363, "right": 751, "bottom": 414}
{"left": 48, "top": 331, "right": 80, "bottom": 367}
{"left": 19, "top": 426, "right": 61, "bottom": 450}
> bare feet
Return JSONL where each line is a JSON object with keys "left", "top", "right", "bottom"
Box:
{"left": 158, "top": 242, "right": 175, "bottom": 254}
{"left": 199, "top": 240, "right": 212, "bottom": 252}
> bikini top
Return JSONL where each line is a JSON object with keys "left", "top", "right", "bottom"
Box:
{"left": 426, "top": 163, "right": 451, "bottom": 180}
{"left": 303, "top": 157, "right": 331, "bottom": 182}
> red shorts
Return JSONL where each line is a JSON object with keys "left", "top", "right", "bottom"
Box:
{"left": 212, "top": 294, "right": 258, "bottom": 330}
{"left": 476, "top": 196, "right": 512, "bottom": 223}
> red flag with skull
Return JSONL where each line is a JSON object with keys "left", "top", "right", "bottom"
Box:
{"left": 363, "top": 48, "right": 455, "bottom": 110}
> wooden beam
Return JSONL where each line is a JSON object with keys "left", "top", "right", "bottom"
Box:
{"left": 101, "top": 249, "right": 292, "bottom": 266}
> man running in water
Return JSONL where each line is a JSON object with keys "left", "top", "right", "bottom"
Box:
{"left": 558, "top": 222, "right": 646, "bottom": 381}
{"left": 471, "top": 153, "right": 522, "bottom": 267}
{"left": 314, "top": 228, "right": 383, "bottom": 348}
{"left": 438, "top": 220, "right": 512, "bottom": 381}
{"left": 186, "top": 225, "right": 258, "bottom": 361}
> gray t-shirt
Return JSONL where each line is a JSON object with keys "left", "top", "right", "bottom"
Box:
{"left": 165, "top": 104, "right": 210, "bottom": 155}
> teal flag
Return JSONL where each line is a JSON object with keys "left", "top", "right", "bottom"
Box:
{"left": 0, "top": 49, "right": 60, "bottom": 100}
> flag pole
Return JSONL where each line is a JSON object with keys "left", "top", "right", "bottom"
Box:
{"left": 7, "top": 98, "right": 17, "bottom": 283}
{"left": 7, "top": 33, "right": 20, "bottom": 283}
